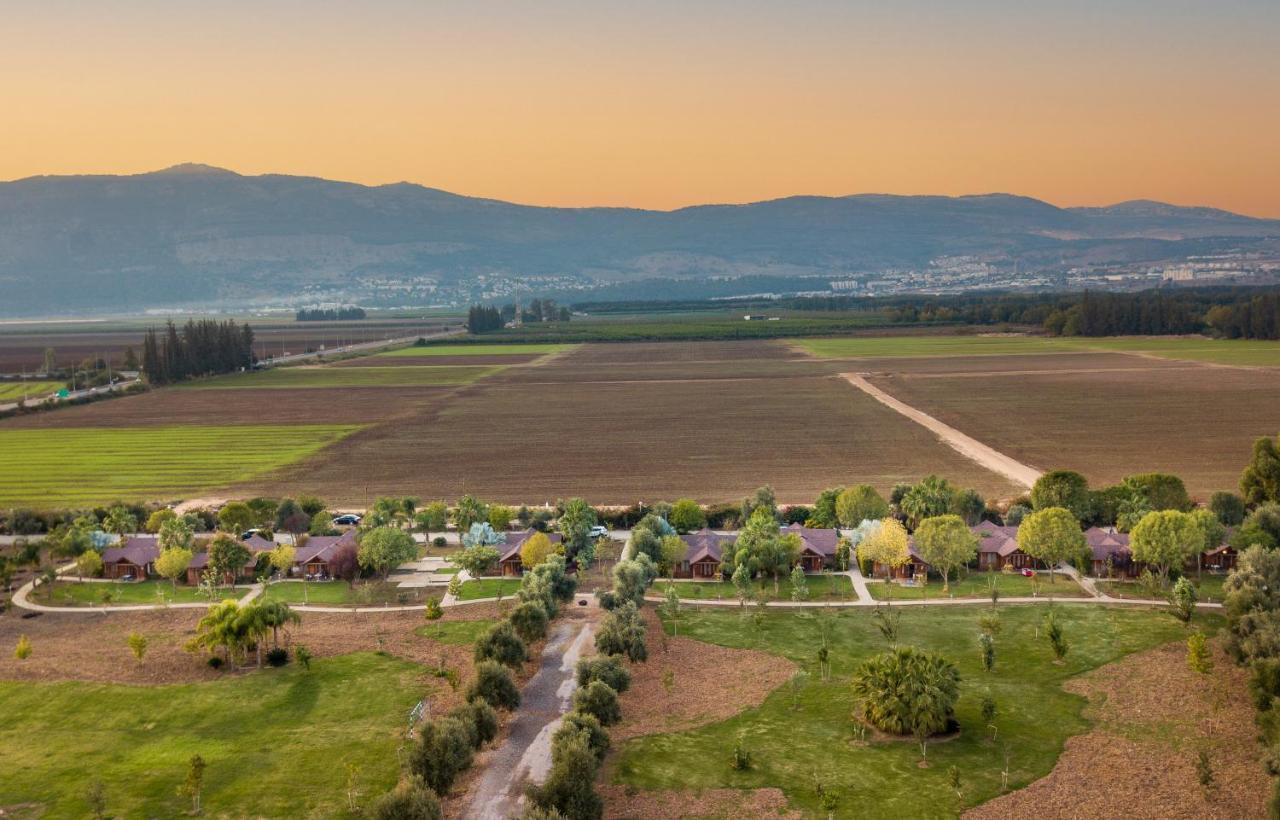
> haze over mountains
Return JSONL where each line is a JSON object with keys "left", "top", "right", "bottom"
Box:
{"left": 2, "top": 164, "right": 1279, "bottom": 315}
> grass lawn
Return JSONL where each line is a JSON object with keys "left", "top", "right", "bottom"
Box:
{"left": 1097, "top": 573, "right": 1229, "bottom": 603}
{"left": 867, "top": 571, "right": 1089, "bottom": 601}
{"left": 416, "top": 618, "right": 497, "bottom": 644}
{"left": 45, "top": 579, "right": 234, "bottom": 606}
{"left": 1067, "top": 336, "right": 1280, "bottom": 367}
{"left": 661, "top": 575, "right": 855, "bottom": 602}
{"left": 0, "top": 381, "right": 61, "bottom": 401}
{"left": 377, "top": 343, "right": 575, "bottom": 357}
{"left": 617, "top": 605, "right": 1219, "bottom": 818}
{"left": 177, "top": 365, "right": 500, "bottom": 389}
{"left": 0, "top": 653, "right": 423, "bottom": 818}
{"left": 260, "top": 581, "right": 438, "bottom": 607}
{"left": 0, "top": 424, "right": 358, "bottom": 507}
{"left": 457, "top": 578, "right": 523, "bottom": 600}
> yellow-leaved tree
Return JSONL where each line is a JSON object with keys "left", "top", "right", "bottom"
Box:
{"left": 857, "top": 518, "right": 910, "bottom": 579}
{"left": 520, "top": 532, "right": 555, "bottom": 570}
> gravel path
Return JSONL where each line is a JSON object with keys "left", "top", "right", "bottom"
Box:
{"left": 841, "top": 372, "right": 1043, "bottom": 489}
{"left": 462, "top": 612, "right": 598, "bottom": 820}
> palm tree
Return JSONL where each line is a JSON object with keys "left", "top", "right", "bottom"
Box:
{"left": 235, "top": 602, "right": 273, "bottom": 668}
{"left": 188, "top": 600, "right": 246, "bottom": 667}
{"left": 257, "top": 600, "right": 301, "bottom": 649}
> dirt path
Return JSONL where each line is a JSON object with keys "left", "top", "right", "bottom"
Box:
{"left": 840, "top": 373, "right": 1043, "bottom": 489}
{"left": 461, "top": 613, "right": 598, "bottom": 820}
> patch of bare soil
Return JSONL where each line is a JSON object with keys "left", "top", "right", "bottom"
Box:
{"left": 599, "top": 785, "right": 800, "bottom": 820}
{"left": 609, "top": 608, "right": 796, "bottom": 743}
{"left": 965, "top": 639, "right": 1269, "bottom": 820}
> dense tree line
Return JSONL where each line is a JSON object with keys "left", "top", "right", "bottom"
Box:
{"left": 295, "top": 307, "right": 366, "bottom": 321}
{"left": 466, "top": 305, "right": 503, "bottom": 334}
{"left": 141, "top": 320, "right": 255, "bottom": 385}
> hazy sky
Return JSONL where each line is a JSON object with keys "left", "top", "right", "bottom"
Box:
{"left": 5, "top": 1, "right": 1279, "bottom": 215}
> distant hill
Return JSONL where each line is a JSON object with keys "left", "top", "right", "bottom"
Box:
{"left": 1, "top": 164, "right": 1278, "bottom": 314}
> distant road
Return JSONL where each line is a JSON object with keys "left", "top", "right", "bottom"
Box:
{"left": 0, "top": 325, "right": 465, "bottom": 414}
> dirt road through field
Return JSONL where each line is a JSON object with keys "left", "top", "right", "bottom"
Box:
{"left": 840, "top": 373, "right": 1043, "bottom": 489}
{"left": 461, "top": 611, "right": 598, "bottom": 820}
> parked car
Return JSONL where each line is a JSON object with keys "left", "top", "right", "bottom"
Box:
{"left": 588, "top": 525, "right": 609, "bottom": 538}
{"left": 241, "top": 528, "right": 261, "bottom": 541}
{"left": 1020, "top": 568, "right": 1036, "bottom": 577}
{"left": 332, "top": 514, "right": 362, "bottom": 526}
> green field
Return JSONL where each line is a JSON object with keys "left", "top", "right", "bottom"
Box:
{"left": 457, "top": 578, "right": 523, "bottom": 600}
{"left": 0, "top": 653, "right": 422, "bottom": 818}
{"left": 0, "top": 381, "right": 61, "bottom": 401}
{"left": 661, "top": 575, "right": 855, "bottom": 602}
{"left": 260, "top": 581, "right": 439, "bottom": 607}
{"left": 377, "top": 343, "right": 575, "bottom": 357}
{"left": 0, "top": 424, "right": 358, "bottom": 507}
{"left": 794, "top": 334, "right": 1280, "bottom": 366}
{"left": 867, "top": 571, "right": 1089, "bottom": 600}
{"left": 616, "top": 605, "right": 1216, "bottom": 818}
{"left": 416, "top": 618, "right": 497, "bottom": 644}
{"left": 177, "top": 365, "right": 500, "bottom": 389}
{"left": 44, "top": 580, "right": 237, "bottom": 606}
{"left": 470, "top": 312, "right": 889, "bottom": 343}
{"left": 793, "top": 335, "right": 1079, "bottom": 358}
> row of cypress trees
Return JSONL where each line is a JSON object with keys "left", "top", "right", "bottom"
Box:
{"left": 141, "top": 320, "right": 255, "bottom": 384}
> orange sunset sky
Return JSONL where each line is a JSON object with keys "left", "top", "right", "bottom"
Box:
{"left": 4, "top": 1, "right": 1279, "bottom": 216}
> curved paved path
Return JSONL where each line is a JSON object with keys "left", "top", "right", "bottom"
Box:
{"left": 841, "top": 372, "right": 1043, "bottom": 489}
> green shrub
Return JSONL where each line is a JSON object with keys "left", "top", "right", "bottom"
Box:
{"left": 449, "top": 699, "right": 499, "bottom": 749}
{"left": 572, "top": 681, "right": 621, "bottom": 727}
{"left": 554, "top": 712, "right": 609, "bottom": 761}
{"left": 575, "top": 655, "right": 631, "bottom": 694}
{"left": 369, "top": 775, "right": 442, "bottom": 820}
{"left": 510, "top": 601, "right": 550, "bottom": 643}
{"left": 474, "top": 621, "right": 527, "bottom": 668}
{"left": 467, "top": 661, "right": 521, "bottom": 710}
{"left": 408, "top": 717, "right": 474, "bottom": 795}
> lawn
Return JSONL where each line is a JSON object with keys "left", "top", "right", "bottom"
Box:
{"left": 416, "top": 618, "right": 497, "bottom": 644}
{"left": 0, "top": 381, "right": 61, "bottom": 401}
{"left": 45, "top": 579, "right": 236, "bottom": 606}
{"left": 457, "top": 578, "right": 523, "bottom": 600}
{"left": 0, "top": 652, "right": 423, "bottom": 818}
{"left": 377, "top": 343, "right": 574, "bottom": 357}
{"left": 0, "top": 424, "right": 358, "bottom": 507}
{"left": 616, "top": 605, "right": 1219, "bottom": 818}
{"left": 1097, "top": 573, "right": 1229, "bottom": 603}
{"left": 177, "top": 365, "right": 500, "bottom": 389}
{"left": 867, "top": 571, "right": 1089, "bottom": 601}
{"left": 260, "top": 581, "right": 439, "bottom": 607}
{"left": 660, "top": 575, "right": 855, "bottom": 602}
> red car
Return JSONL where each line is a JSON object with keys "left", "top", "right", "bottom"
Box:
{"left": 1020, "top": 568, "right": 1036, "bottom": 577}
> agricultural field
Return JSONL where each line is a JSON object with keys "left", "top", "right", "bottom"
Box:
{"left": 176, "top": 365, "right": 500, "bottom": 390}
{"left": 863, "top": 363, "right": 1280, "bottom": 498}
{"left": 615, "top": 604, "right": 1219, "bottom": 818}
{"left": 375, "top": 343, "right": 576, "bottom": 357}
{"left": 0, "top": 425, "right": 358, "bottom": 507}
{"left": 0, "top": 652, "right": 421, "bottom": 818}
{"left": 0, "top": 381, "right": 61, "bottom": 401}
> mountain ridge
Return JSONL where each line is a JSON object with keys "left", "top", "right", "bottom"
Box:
{"left": 1, "top": 166, "right": 1278, "bottom": 314}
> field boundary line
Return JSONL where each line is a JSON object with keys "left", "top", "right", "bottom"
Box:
{"left": 840, "top": 372, "right": 1042, "bottom": 489}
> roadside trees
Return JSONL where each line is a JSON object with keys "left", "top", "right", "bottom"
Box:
{"left": 857, "top": 518, "right": 910, "bottom": 580}
{"left": 145, "top": 508, "right": 176, "bottom": 534}
{"left": 453, "top": 495, "right": 489, "bottom": 532}
{"left": 474, "top": 621, "right": 527, "bottom": 667}
{"left": 216, "top": 502, "right": 256, "bottom": 536}
{"left": 358, "top": 526, "right": 417, "bottom": 578}
{"left": 1030, "top": 470, "right": 1092, "bottom": 521}
{"left": 409, "top": 717, "right": 474, "bottom": 794}
{"left": 914, "top": 515, "right": 978, "bottom": 591}
{"left": 157, "top": 515, "right": 195, "bottom": 553}
{"left": 669, "top": 499, "right": 706, "bottom": 533}
{"left": 557, "top": 497, "right": 597, "bottom": 564}
{"left": 416, "top": 501, "right": 449, "bottom": 540}
{"left": 595, "top": 601, "right": 647, "bottom": 662}
{"left": 1016, "top": 508, "right": 1086, "bottom": 583}
{"left": 488, "top": 504, "right": 514, "bottom": 532}
{"left": 836, "top": 485, "right": 890, "bottom": 529}
{"left": 274, "top": 498, "right": 311, "bottom": 543}
{"left": 102, "top": 505, "right": 138, "bottom": 536}
{"left": 1130, "top": 510, "right": 1205, "bottom": 584}
{"left": 741, "top": 485, "right": 778, "bottom": 522}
